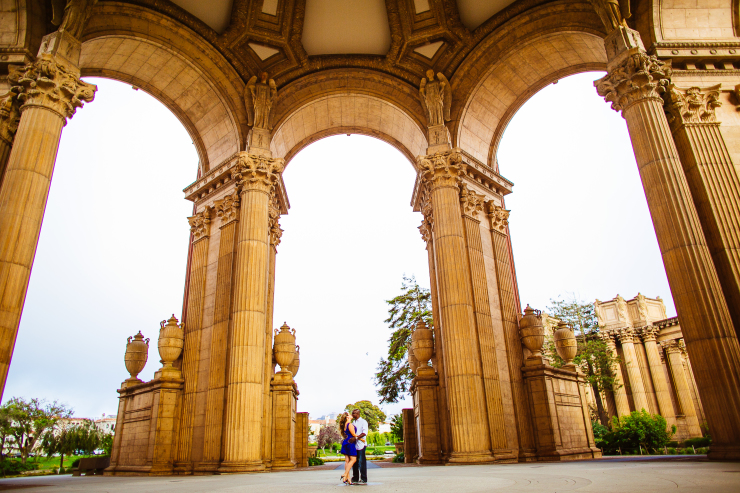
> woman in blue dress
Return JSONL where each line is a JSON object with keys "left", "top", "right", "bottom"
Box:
{"left": 338, "top": 412, "right": 358, "bottom": 484}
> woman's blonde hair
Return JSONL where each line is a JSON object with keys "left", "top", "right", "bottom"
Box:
{"left": 338, "top": 412, "right": 350, "bottom": 438}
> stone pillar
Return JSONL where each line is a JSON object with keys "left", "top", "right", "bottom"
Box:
{"left": 459, "top": 187, "right": 508, "bottom": 457}
{"left": 176, "top": 207, "right": 212, "bottom": 471}
{"left": 261, "top": 198, "right": 282, "bottom": 469}
{"left": 638, "top": 326, "right": 676, "bottom": 429}
{"left": 402, "top": 408, "right": 418, "bottom": 464}
{"left": 487, "top": 203, "right": 536, "bottom": 460}
{"left": 200, "top": 193, "right": 239, "bottom": 470}
{"left": 663, "top": 340, "right": 702, "bottom": 437}
{"left": 294, "top": 412, "right": 308, "bottom": 468}
{"left": 0, "top": 46, "right": 95, "bottom": 399}
{"left": 270, "top": 370, "right": 296, "bottom": 470}
{"left": 595, "top": 26, "right": 740, "bottom": 459}
{"left": 617, "top": 328, "right": 650, "bottom": 412}
{"left": 600, "top": 332, "right": 630, "bottom": 417}
{"left": 419, "top": 201, "right": 453, "bottom": 459}
{"left": 220, "top": 153, "right": 284, "bottom": 473}
{"left": 416, "top": 149, "right": 493, "bottom": 463}
{"left": 0, "top": 88, "right": 20, "bottom": 187}
{"left": 411, "top": 366, "right": 443, "bottom": 463}
{"left": 663, "top": 85, "right": 740, "bottom": 341}
{"left": 681, "top": 343, "right": 706, "bottom": 424}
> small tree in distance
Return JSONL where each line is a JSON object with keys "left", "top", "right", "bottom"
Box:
{"left": 345, "top": 400, "right": 386, "bottom": 432}
{"left": 317, "top": 425, "right": 341, "bottom": 454}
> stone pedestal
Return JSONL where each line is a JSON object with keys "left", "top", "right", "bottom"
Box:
{"left": 294, "top": 412, "right": 308, "bottom": 468}
{"left": 402, "top": 408, "right": 418, "bottom": 463}
{"left": 522, "top": 359, "right": 602, "bottom": 461}
{"left": 412, "top": 366, "right": 443, "bottom": 464}
{"left": 270, "top": 370, "right": 297, "bottom": 471}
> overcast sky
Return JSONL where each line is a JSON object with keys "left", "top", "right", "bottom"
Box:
{"left": 3, "top": 72, "right": 673, "bottom": 420}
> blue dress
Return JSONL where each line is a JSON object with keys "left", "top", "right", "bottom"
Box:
{"left": 340, "top": 423, "right": 357, "bottom": 456}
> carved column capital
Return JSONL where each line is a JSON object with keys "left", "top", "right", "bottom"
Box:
{"left": 618, "top": 327, "right": 636, "bottom": 344}
{"left": 638, "top": 325, "right": 659, "bottom": 343}
{"left": 418, "top": 184, "right": 434, "bottom": 242}
{"left": 486, "top": 201, "right": 510, "bottom": 235}
{"left": 9, "top": 55, "right": 96, "bottom": 121}
{"left": 595, "top": 52, "right": 671, "bottom": 113}
{"left": 663, "top": 84, "right": 721, "bottom": 131}
{"left": 0, "top": 88, "right": 21, "bottom": 145}
{"left": 268, "top": 196, "right": 283, "bottom": 247}
{"left": 661, "top": 339, "right": 681, "bottom": 355}
{"left": 231, "top": 152, "right": 284, "bottom": 195}
{"left": 598, "top": 331, "right": 616, "bottom": 349}
{"left": 459, "top": 185, "right": 484, "bottom": 218}
{"left": 416, "top": 148, "right": 466, "bottom": 190}
{"left": 214, "top": 192, "right": 240, "bottom": 226}
{"left": 188, "top": 206, "right": 213, "bottom": 242}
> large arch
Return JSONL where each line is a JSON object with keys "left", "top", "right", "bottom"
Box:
{"left": 80, "top": 2, "right": 249, "bottom": 173}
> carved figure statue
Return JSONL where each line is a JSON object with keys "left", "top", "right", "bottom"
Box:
{"left": 588, "top": 0, "right": 631, "bottom": 33}
{"left": 245, "top": 72, "right": 277, "bottom": 130}
{"left": 419, "top": 69, "right": 451, "bottom": 127}
{"left": 51, "top": 0, "right": 99, "bottom": 39}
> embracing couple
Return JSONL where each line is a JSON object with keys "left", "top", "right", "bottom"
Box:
{"left": 338, "top": 409, "right": 368, "bottom": 485}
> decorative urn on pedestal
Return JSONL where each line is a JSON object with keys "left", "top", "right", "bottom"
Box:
{"left": 286, "top": 345, "right": 300, "bottom": 377}
{"left": 553, "top": 321, "right": 578, "bottom": 369}
{"left": 520, "top": 304, "right": 545, "bottom": 363}
{"left": 274, "top": 322, "right": 297, "bottom": 379}
{"left": 158, "top": 314, "right": 184, "bottom": 378}
{"left": 124, "top": 331, "right": 149, "bottom": 387}
{"left": 411, "top": 320, "right": 434, "bottom": 376}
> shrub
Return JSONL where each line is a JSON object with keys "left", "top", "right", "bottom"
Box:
{"left": 71, "top": 459, "right": 81, "bottom": 468}
{"left": 392, "top": 452, "right": 404, "bottom": 463}
{"left": 683, "top": 436, "right": 711, "bottom": 448}
{"left": 308, "top": 457, "right": 324, "bottom": 466}
{"left": 696, "top": 447, "right": 709, "bottom": 454}
{"left": 598, "top": 410, "right": 675, "bottom": 455}
{"left": 0, "top": 460, "right": 38, "bottom": 477}
{"left": 667, "top": 441, "right": 679, "bottom": 447}
{"left": 667, "top": 447, "right": 676, "bottom": 455}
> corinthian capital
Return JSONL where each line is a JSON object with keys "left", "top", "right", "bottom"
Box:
{"left": 9, "top": 55, "right": 96, "bottom": 121}
{"left": 663, "top": 84, "right": 721, "bottom": 131}
{"left": 231, "top": 152, "right": 284, "bottom": 194}
{"left": 638, "top": 325, "right": 658, "bottom": 343}
{"left": 188, "top": 206, "right": 213, "bottom": 242}
{"left": 486, "top": 201, "right": 510, "bottom": 234}
{"left": 269, "top": 196, "right": 283, "bottom": 247}
{"left": 0, "top": 86, "right": 21, "bottom": 146}
{"left": 661, "top": 339, "right": 681, "bottom": 355}
{"left": 417, "top": 148, "right": 465, "bottom": 190}
{"left": 460, "top": 185, "right": 484, "bottom": 218}
{"left": 214, "top": 192, "right": 240, "bottom": 225}
{"left": 598, "top": 331, "right": 616, "bottom": 349}
{"left": 617, "top": 327, "right": 636, "bottom": 344}
{"left": 595, "top": 52, "right": 671, "bottom": 113}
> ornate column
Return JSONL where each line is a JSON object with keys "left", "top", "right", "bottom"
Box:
{"left": 459, "top": 187, "right": 508, "bottom": 456}
{"left": 638, "top": 326, "right": 676, "bottom": 429}
{"left": 663, "top": 340, "right": 702, "bottom": 437}
{"left": 595, "top": 25, "right": 740, "bottom": 459}
{"left": 680, "top": 341, "right": 706, "bottom": 423}
{"left": 599, "top": 331, "right": 630, "bottom": 417}
{"left": 663, "top": 85, "right": 740, "bottom": 341}
{"left": 487, "top": 203, "right": 536, "bottom": 460}
{"left": 0, "top": 88, "right": 20, "bottom": 187}
{"left": 0, "top": 31, "right": 96, "bottom": 398}
{"left": 416, "top": 149, "right": 493, "bottom": 463}
{"left": 220, "top": 153, "right": 284, "bottom": 473}
{"left": 617, "top": 328, "right": 649, "bottom": 412}
{"left": 201, "top": 193, "right": 240, "bottom": 470}
{"left": 175, "top": 206, "right": 212, "bottom": 471}
{"left": 261, "top": 197, "right": 282, "bottom": 469}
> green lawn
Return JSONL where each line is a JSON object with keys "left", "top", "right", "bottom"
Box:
{"left": 315, "top": 445, "right": 397, "bottom": 457}
{"left": 24, "top": 454, "right": 86, "bottom": 471}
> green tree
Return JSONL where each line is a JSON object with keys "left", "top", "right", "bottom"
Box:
{"left": 390, "top": 414, "right": 403, "bottom": 442}
{"left": 39, "top": 421, "right": 77, "bottom": 473}
{"left": 345, "top": 400, "right": 386, "bottom": 432}
{"left": 70, "top": 420, "right": 106, "bottom": 456}
{"left": 544, "top": 295, "right": 621, "bottom": 426}
{"left": 599, "top": 410, "right": 676, "bottom": 454}
{"left": 374, "top": 275, "right": 433, "bottom": 404}
{"left": 4, "top": 398, "right": 72, "bottom": 464}
{"left": 317, "top": 424, "right": 341, "bottom": 453}
{"left": 0, "top": 406, "right": 12, "bottom": 460}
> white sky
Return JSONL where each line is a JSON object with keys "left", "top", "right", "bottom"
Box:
{"left": 3, "top": 73, "right": 674, "bottom": 420}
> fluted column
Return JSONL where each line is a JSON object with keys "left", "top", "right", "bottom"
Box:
{"left": 0, "top": 88, "right": 20, "bottom": 188}
{"left": 663, "top": 85, "right": 740, "bottom": 341}
{"left": 175, "top": 207, "right": 212, "bottom": 470}
{"left": 638, "top": 326, "right": 676, "bottom": 429}
{"left": 487, "top": 203, "right": 536, "bottom": 459}
{"left": 0, "top": 51, "right": 95, "bottom": 399}
{"left": 417, "top": 149, "right": 493, "bottom": 463}
{"left": 595, "top": 26, "right": 740, "bottom": 459}
{"left": 617, "top": 328, "right": 649, "bottom": 412}
{"left": 600, "top": 332, "right": 630, "bottom": 417}
{"left": 201, "top": 193, "right": 240, "bottom": 469}
{"left": 663, "top": 340, "right": 702, "bottom": 437}
{"left": 459, "top": 187, "right": 508, "bottom": 455}
{"left": 220, "top": 153, "right": 284, "bottom": 472}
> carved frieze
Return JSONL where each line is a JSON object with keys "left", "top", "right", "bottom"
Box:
{"left": 663, "top": 84, "right": 721, "bottom": 130}
{"left": 459, "top": 185, "right": 484, "bottom": 218}
{"left": 417, "top": 148, "right": 465, "bottom": 190}
{"left": 8, "top": 55, "right": 96, "bottom": 121}
{"left": 188, "top": 206, "right": 213, "bottom": 242}
{"left": 595, "top": 52, "right": 672, "bottom": 113}
{"left": 231, "top": 152, "right": 285, "bottom": 194}
{"left": 486, "top": 202, "right": 510, "bottom": 234}
{"left": 214, "top": 192, "right": 240, "bottom": 225}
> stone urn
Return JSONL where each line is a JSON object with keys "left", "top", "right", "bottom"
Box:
{"left": 158, "top": 314, "right": 184, "bottom": 368}
{"left": 274, "top": 322, "right": 297, "bottom": 371}
{"left": 408, "top": 345, "right": 419, "bottom": 373}
{"left": 519, "top": 304, "right": 544, "bottom": 357}
{"left": 286, "top": 345, "right": 300, "bottom": 377}
{"left": 411, "top": 320, "right": 434, "bottom": 367}
{"left": 124, "top": 331, "right": 149, "bottom": 382}
{"left": 553, "top": 321, "right": 577, "bottom": 366}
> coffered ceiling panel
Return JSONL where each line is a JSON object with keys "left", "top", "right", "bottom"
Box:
{"left": 456, "top": 0, "right": 517, "bottom": 31}
{"left": 171, "top": 0, "right": 234, "bottom": 33}
{"left": 302, "top": 0, "right": 392, "bottom": 55}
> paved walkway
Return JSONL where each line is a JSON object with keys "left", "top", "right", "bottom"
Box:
{"left": 1, "top": 457, "right": 738, "bottom": 492}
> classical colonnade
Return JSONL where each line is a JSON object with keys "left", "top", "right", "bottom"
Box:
{"left": 0, "top": 0, "right": 738, "bottom": 470}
